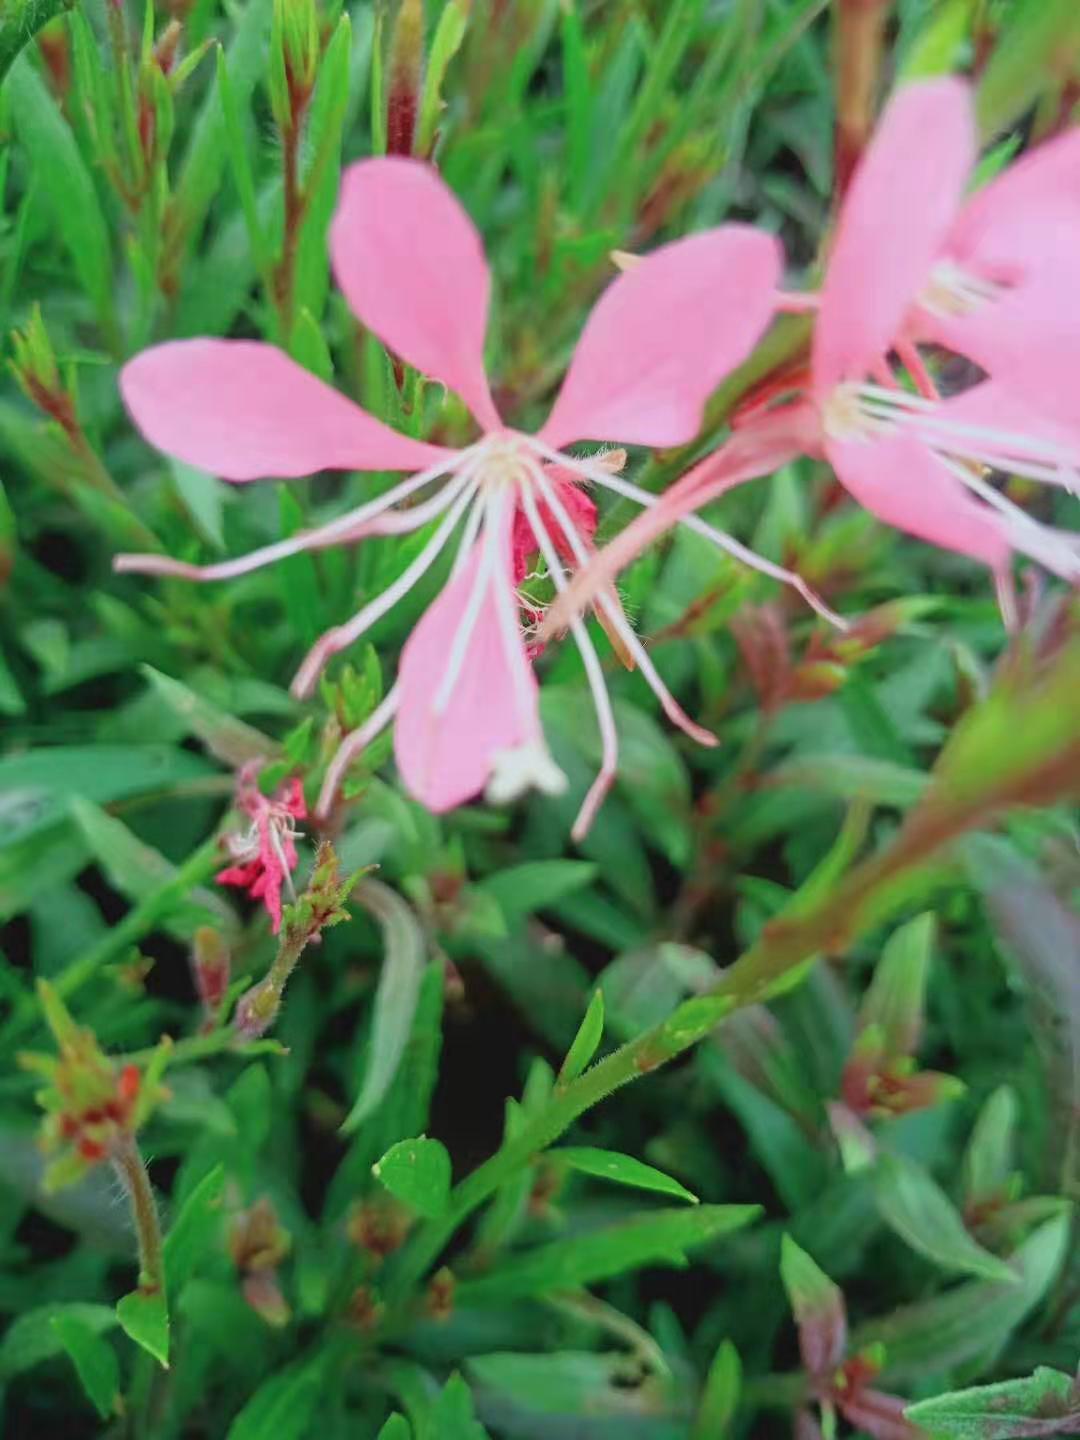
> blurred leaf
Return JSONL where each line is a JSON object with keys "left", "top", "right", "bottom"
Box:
{"left": 963, "top": 1086, "right": 1018, "bottom": 1207}
{"left": 478, "top": 860, "right": 598, "bottom": 925}
{"left": 417, "top": 0, "right": 469, "bottom": 155}
{"left": 116, "top": 1288, "right": 169, "bottom": 1369}
{"left": 559, "top": 989, "right": 605, "bottom": 1084}
{"left": 976, "top": 0, "right": 1080, "bottom": 138}
{"left": 7, "top": 57, "right": 114, "bottom": 336}
{"left": 142, "top": 666, "right": 277, "bottom": 767}
{"left": 854, "top": 1215, "right": 1071, "bottom": 1382}
{"left": 861, "top": 913, "right": 935, "bottom": 1056}
{"left": 0, "top": 1303, "right": 116, "bottom": 1380}
{"left": 693, "top": 1339, "right": 741, "bottom": 1440}
{"left": 377, "top": 1419, "right": 412, "bottom": 1440}
{"left": 225, "top": 1349, "right": 331, "bottom": 1440}
{"left": 432, "top": 1373, "right": 492, "bottom": 1440}
{"left": 342, "top": 880, "right": 428, "bottom": 1134}
{"left": 50, "top": 1313, "right": 120, "bottom": 1421}
{"left": 905, "top": 1366, "right": 1079, "bottom": 1439}
{"left": 163, "top": 1163, "right": 226, "bottom": 1296}
{"left": 373, "top": 1136, "right": 452, "bottom": 1218}
{"left": 555, "top": 1146, "right": 698, "bottom": 1204}
{"left": 875, "top": 1153, "right": 1017, "bottom": 1283}
{"left": 458, "top": 1206, "right": 760, "bottom": 1303}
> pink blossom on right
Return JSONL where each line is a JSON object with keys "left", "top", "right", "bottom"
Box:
{"left": 542, "top": 80, "right": 1080, "bottom": 636}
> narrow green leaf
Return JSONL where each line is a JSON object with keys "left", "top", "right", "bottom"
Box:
{"left": 376, "top": 1419, "right": 412, "bottom": 1440}
{"left": 963, "top": 1086, "right": 1018, "bottom": 1206}
{"left": 558, "top": 989, "right": 604, "bottom": 1084}
{"left": 226, "top": 1350, "right": 329, "bottom": 1440}
{"left": 861, "top": 912, "right": 935, "bottom": 1056}
{"left": 0, "top": 1303, "right": 116, "bottom": 1381}
{"left": 416, "top": 0, "right": 468, "bottom": 155}
{"left": 555, "top": 1146, "right": 698, "bottom": 1204}
{"left": 875, "top": 1153, "right": 1017, "bottom": 1283}
{"left": 373, "top": 1136, "right": 452, "bottom": 1218}
{"left": 478, "top": 860, "right": 598, "bottom": 925}
{"left": 853, "top": 1215, "right": 1070, "bottom": 1382}
{"left": 976, "top": 0, "right": 1080, "bottom": 139}
{"left": 116, "top": 1288, "right": 169, "bottom": 1369}
{"left": 457, "top": 1205, "right": 760, "bottom": 1303}
{"left": 50, "top": 1314, "right": 120, "bottom": 1420}
{"left": 780, "top": 1234, "right": 843, "bottom": 1325}
{"left": 163, "top": 1164, "right": 226, "bottom": 1295}
{"left": 693, "top": 1339, "right": 741, "bottom": 1440}
{"left": 342, "top": 880, "right": 427, "bottom": 1135}
{"left": 141, "top": 665, "right": 276, "bottom": 767}
{"left": 905, "top": 1366, "right": 1077, "bottom": 1439}
{"left": 432, "top": 1373, "right": 493, "bottom": 1440}
{"left": 7, "top": 58, "right": 114, "bottom": 338}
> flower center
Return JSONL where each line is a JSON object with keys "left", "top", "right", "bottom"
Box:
{"left": 821, "top": 381, "right": 888, "bottom": 443}
{"left": 474, "top": 433, "right": 530, "bottom": 492}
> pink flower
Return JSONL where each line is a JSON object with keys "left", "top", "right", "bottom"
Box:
{"left": 216, "top": 766, "right": 307, "bottom": 934}
{"left": 115, "top": 158, "right": 783, "bottom": 836}
{"left": 544, "top": 81, "right": 1080, "bottom": 634}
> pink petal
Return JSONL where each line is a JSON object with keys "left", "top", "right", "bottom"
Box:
{"left": 539, "top": 226, "right": 781, "bottom": 450}
{"left": 121, "top": 340, "right": 448, "bottom": 480}
{"left": 330, "top": 159, "right": 500, "bottom": 430}
{"left": 394, "top": 538, "right": 540, "bottom": 812}
{"left": 826, "top": 431, "right": 1009, "bottom": 569}
{"left": 814, "top": 80, "right": 974, "bottom": 393}
{"left": 936, "top": 380, "right": 1080, "bottom": 470}
{"left": 917, "top": 261, "right": 1080, "bottom": 428}
{"left": 946, "top": 128, "right": 1080, "bottom": 272}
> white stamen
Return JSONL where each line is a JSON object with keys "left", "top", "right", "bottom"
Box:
{"left": 523, "top": 451, "right": 718, "bottom": 749}
{"left": 433, "top": 492, "right": 500, "bottom": 714}
{"left": 936, "top": 453, "right": 1080, "bottom": 581}
{"left": 527, "top": 436, "right": 847, "bottom": 630}
{"left": 316, "top": 684, "right": 401, "bottom": 817}
{"left": 291, "top": 477, "right": 481, "bottom": 699}
{"left": 920, "top": 259, "right": 1005, "bottom": 319}
{"left": 113, "top": 445, "right": 479, "bottom": 582}
{"left": 520, "top": 481, "right": 619, "bottom": 840}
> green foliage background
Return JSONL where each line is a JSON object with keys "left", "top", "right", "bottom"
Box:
{"left": 0, "top": 0, "right": 1078, "bottom": 1435}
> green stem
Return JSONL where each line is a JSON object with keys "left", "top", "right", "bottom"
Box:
{"left": 0, "top": 834, "right": 223, "bottom": 1047}
{"left": 0, "top": 0, "right": 72, "bottom": 87}
{"left": 383, "top": 731, "right": 1080, "bottom": 1312}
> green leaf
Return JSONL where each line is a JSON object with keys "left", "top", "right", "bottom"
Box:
{"left": 0, "top": 1303, "right": 116, "bottom": 1380}
{"left": 963, "top": 1086, "right": 1018, "bottom": 1206}
{"left": 875, "top": 1153, "right": 1017, "bottom": 1283}
{"left": 976, "top": 0, "right": 1080, "bottom": 138}
{"left": 173, "top": 0, "right": 273, "bottom": 253}
{"left": 478, "top": 860, "right": 598, "bottom": 925}
{"left": 555, "top": 1146, "right": 698, "bottom": 1204}
{"left": 905, "top": 1366, "right": 1078, "bottom": 1439}
{"left": 457, "top": 1205, "right": 759, "bottom": 1303}
{"left": 377, "top": 1419, "right": 412, "bottom": 1440}
{"left": 432, "top": 1373, "right": 492, "bottom": 1440}
{"left": 693, "top": 1339, "right": 741, "bottom": 1440}
{"left": 226, "top": 1350, "right": 330, "bottom": 1440}
{"left": 861, "top": 913, "right": 935, "bottom": 1056}
{"left": 900, "top": 0, "right": 977, "bottom": 78}
{"left": 69, "top": 796, "right": 231, "bottom": 939}
{"left": 780, "top": 1234, "right": 844, "bottom": 1327}
{"left": 342, "top": 880, "right": 428, "bottom": 1135}
{"left": 50, "top": 1313, "right": 120, "bottom": 1421}
{"left": 168, "top": 458, "right": 228, "bottom": 550}
{"left": 163, "top": 1163, "right": 226, "bottom": 1295}
{"left": 853, "top": 1215, "right": 1071, "bottom": 1382}
{"left": 116, "top": 1288, "right": 169, "bottom": 1369}
{"left": 416, "top": 0, "right": 468, "bottom": 154}
{"left": 373, "top": 1136, "right": 452, "bottom": 1218}
{"left": 7, "top": 57, "right": 114, "bottom": 337}
{"left": 141, "top": 666, "right": 277, "bottom": 767}
{"left": 558, "top": 989, "right": 604, "bottom": 1084}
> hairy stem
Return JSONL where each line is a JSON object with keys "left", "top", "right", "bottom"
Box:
{"left": 113, "top": 1135, "right": 165, "bottom": 1294}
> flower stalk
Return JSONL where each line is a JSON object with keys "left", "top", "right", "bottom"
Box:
{"left": 833, "top": 0, "right": 889, "bottom": 197}
{"left": 113, "top": 1135, "right": 165, "bottom": 1296}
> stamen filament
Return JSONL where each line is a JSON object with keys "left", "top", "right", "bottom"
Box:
{"left": 519, "top": 481, "right": 619, "bottom": 840}
{"left": 291, "top": 478, "right": 480, "bottom": 699}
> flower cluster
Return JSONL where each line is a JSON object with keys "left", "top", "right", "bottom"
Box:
{"left": 115, "top": 79, "right": 1078, "bottom": 837}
